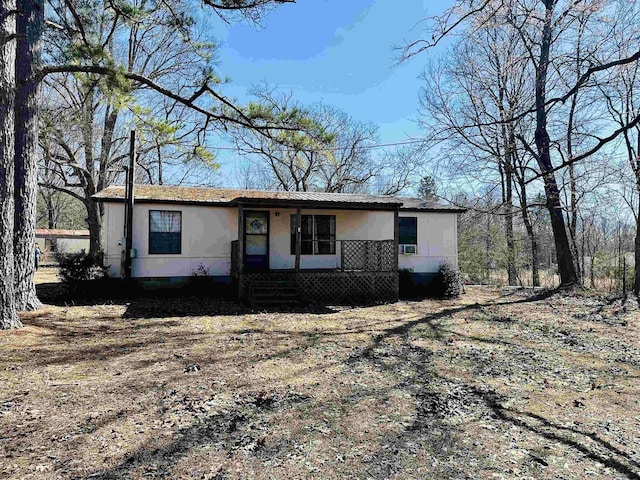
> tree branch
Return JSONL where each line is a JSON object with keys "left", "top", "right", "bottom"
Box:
{"left": 40, "top": 64, "right": 301, "bottom": 137}
{"left": 38, "top": 183, "right": 87, "bottom": 204}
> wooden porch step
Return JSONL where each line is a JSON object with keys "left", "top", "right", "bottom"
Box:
{"left": 252, "top": 290, "right": 298, "bottom": 297}
{"left": 250, "top": 280, "right": 296, "bottom": 288}
{"left": 248, "top": 279, "right": 301, "bottom": 307}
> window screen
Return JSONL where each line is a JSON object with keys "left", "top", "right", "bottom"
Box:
{"left": 149, "top": 210, "right": 181, "bottom": 254}
{"left": 399, "top": 217, "right": 417, "bottom": 245}
{"left": 314, "top": 215, "right": 336, "bottom": 254}
{"left": 290, "top": 214, "right": 336, "bottom": 255}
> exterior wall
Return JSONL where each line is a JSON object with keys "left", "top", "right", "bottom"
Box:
{"left": 102, "top": 203, "right": 396, "bottom": 278}
{"left": 102, "top": 202, "right": 237, "bottom": 278}
{"left": 55, "top": 237, "right": 91, "bottom": 253}
{"left": 267, "top": 208, "right": 395, "bottom": 270}
{"left": 101, "top": 202, "right": 458, "bottom": 284}
{"left": 35, "top": 236, "right": 90, "bottom": 254}
{"left": 102, "top": 202, "right": 124, "bottom": 276}
{"left": 398, "top": 211, "right": 458, "bottom": 274}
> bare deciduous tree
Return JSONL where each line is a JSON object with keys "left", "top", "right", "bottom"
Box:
{"left": 229, "top": 87, "right": 390, "bottom": 193}
{"left": 1, "top": 0, "right": 298, "bottom": 326}
{"left": 39, "top": 0, "right": 229, "bottom": 255}
{"left": 407, "top": 0, "right": 640, "bottom": 288}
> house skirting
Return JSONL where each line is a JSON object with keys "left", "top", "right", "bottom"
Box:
{"left": 398, "top": 271, "right": 439, "bottom": 298}
{"left": 239, "top": 271, "right": 399, "bottom": 304}
{"left": 99, "top": 272, "right": 401, "bottom": 303}
{"left": 127, "top": 275, "right": 233, "bottom": 295}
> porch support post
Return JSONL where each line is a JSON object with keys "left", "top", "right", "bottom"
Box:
{"left": 393, "top": 208, "right": 400, "bottom": 271}
{"left": 295, "top": 206, "right": 302, "bottom": 272}
{"left": 394, "top": 208, "right": 400, "bottom": 300}
{"left": 237, "top": 204, "right": 244, "bottom": 274}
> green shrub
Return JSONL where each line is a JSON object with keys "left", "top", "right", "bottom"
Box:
{"left": 433, "top": 261, "right": 461, "bottom": 297}
{"left": 56, "top": 251, "right": 108, "bottom": 294}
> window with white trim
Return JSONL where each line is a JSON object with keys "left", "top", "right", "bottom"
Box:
{"left": 399, "top": 217, "right": 417, "bottom": 253}
{"left": 290, "top": 214, "right": 336, "bottom": 255}
{"left": 149, "top": 210, "right": 181, "bottom": 254}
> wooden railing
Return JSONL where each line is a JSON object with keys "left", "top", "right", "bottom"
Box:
{"left": 340, "top": 240, "right": 396, "bottom": 272}
{"left": 231, "top": 238, "right": 397, "bottom": 275}
{"left": 230, "top": 240, "right": 238, "bottom": 278}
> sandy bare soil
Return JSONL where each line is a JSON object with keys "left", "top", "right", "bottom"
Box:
{"left": 0, "top": 271, "right": 639, "bottom": 479}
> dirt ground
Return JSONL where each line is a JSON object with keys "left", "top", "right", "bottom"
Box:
{"left": 1, "top": 270, "right": 639, "bottom": 479}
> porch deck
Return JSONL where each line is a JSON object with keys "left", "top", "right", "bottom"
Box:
{"left": 240, "top": 270, "right": 398, "bottom": 305}
{"left": 231, "top": 240, "right": 399, "bottom": 305}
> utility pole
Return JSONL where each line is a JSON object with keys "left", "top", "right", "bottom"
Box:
{"left": 124, "top": 130, "right": 135, "bottom": 281}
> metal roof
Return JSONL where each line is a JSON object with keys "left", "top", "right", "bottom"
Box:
{"left": 93, "top": 185, "right": 465, "bottom": 212}
{"left": 395, "top": 197, "right": 467, "bottom": 212}
{"left": 36, "top": 229, "right": 90, "bottom": 238}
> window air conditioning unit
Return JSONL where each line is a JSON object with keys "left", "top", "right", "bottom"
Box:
{"left": 400, "top": 244, "right": 417, "bottom": 254}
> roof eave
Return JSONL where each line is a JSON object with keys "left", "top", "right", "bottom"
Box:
{"left": 400, "top": 207, "right": 467, "bottom": 213}
{"left": 92, "top": 195, "right": 402, "bottom": 210}
{"left": 92, "top": 196, "right": 234, "bottom": 207}
{"left": 233, "top": 197, "right": 401, "bottom": 210}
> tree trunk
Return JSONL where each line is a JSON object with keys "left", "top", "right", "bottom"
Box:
{"left": 634, "top": 210, "right": 640, "bottom": 297}
{"left": 580, "top": 227, "right": 586, "bottom": 287}
{"left": 535, "top": 1, "right": 578, "bottom": 287}
{"left": 86, "top": 197, "right": 102, "bottom": 256}
{"left": 504, "top": 163, "right": 517, "bottom": 286}
{"left": 566, "top": 21, "right": 583, "bottom": 285}
{"left": 567, "top": 164, "right": 581, "bottom": 283}
{"left": 635, "top": 146, "right": 640, "bottom": 296}
{"left": 13, "top": 0, "right": 43, "bottom": 311}
{"left": 46, "top": 196, "right": 56, "bottom": 228}
{"left": 540, "top": 170, "right": 578, "bottom": 285}
{"left": 505, "top": 215, "right": 517, "bottom": 285}
{"left": 630, "top": 128, "right": 640, "bottom": 297}
{"left": 515, "top": 164, "right": 540, "bottom": 287}
{"left": 485, "top": 213, "right": 492, "bottom": 284}
{"left": 42, "top": 136, "right": 58, "bottom": 230}
{"left": 495, "top": 56, "right": 517, "bottom": 287}
{"left": 157, "top": 144, "right": 163, "bottom": 184}
{"left": 530, "top": 231, "right": 540, "bottom": 287}
{"left": 0, "top": 0, "right": 21, "bottom": 329}
{"left": 522, "top": 211, "right": 540, "bottom": 287}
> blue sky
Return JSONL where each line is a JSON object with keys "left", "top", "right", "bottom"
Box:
{"left": 206, "top": 0, "right": 451, "bottom": 184}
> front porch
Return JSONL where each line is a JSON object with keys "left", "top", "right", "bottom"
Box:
{"left": 232, "top": 239, "right": 399, "bottom": 305}
{"left": 230, "top": 202, "right": 400, "bottom": 305}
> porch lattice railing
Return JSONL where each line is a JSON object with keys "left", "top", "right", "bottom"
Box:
{"left": 231, "top": 239, "right": 397, "bottom": 274}
{"left": 340, "top": 240, "right": 396, "bottom": 272}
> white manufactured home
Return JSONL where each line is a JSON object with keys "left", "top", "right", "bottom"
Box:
{"left": 35, "top": 229, "right": 90, "bottom": 256}
{"left": 93, "top": 185, "right": 464, "bottom": 303}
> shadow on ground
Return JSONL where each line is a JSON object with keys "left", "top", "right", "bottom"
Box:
{"left": 20, "top": 285, "right": 638, "bottom": 479}
{"left": 36, "top": 282, "right": 340, "bottom": 318}
{"left": 346, "top": 294, "right": 640, "bottom": 479}
{"left": 80, "top": 390, "right": 312, "bottom": 480}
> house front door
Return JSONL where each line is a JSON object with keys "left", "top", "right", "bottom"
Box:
{"left": 244, "top": 211, "right": 269, "bottom": 271}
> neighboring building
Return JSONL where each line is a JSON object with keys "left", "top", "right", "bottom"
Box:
{"left": 93, "top": 185, "right": 465, "bottom": 303}
{"left": 35, "top": 229, "right": 90, "bottom": 258}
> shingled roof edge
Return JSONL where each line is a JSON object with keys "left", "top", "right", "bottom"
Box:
{"left": 92, "top": 185, "right": 466, "bottom": 212}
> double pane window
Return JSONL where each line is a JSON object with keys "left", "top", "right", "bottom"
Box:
{"left": 290, "top": 214, "right": 336, "bottom": 255}
{"left": 149, "top": 210, "right": 181, "bottom": 254}
{"left": 399, "top": 217, "right": 417, "bottom": 245}
{"left": 314, "top": 215, "right": 336, "bottom": 254}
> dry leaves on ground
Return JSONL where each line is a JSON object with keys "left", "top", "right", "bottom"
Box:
{"left": 0, "top": 276, "right": 639, "bottom": 479}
